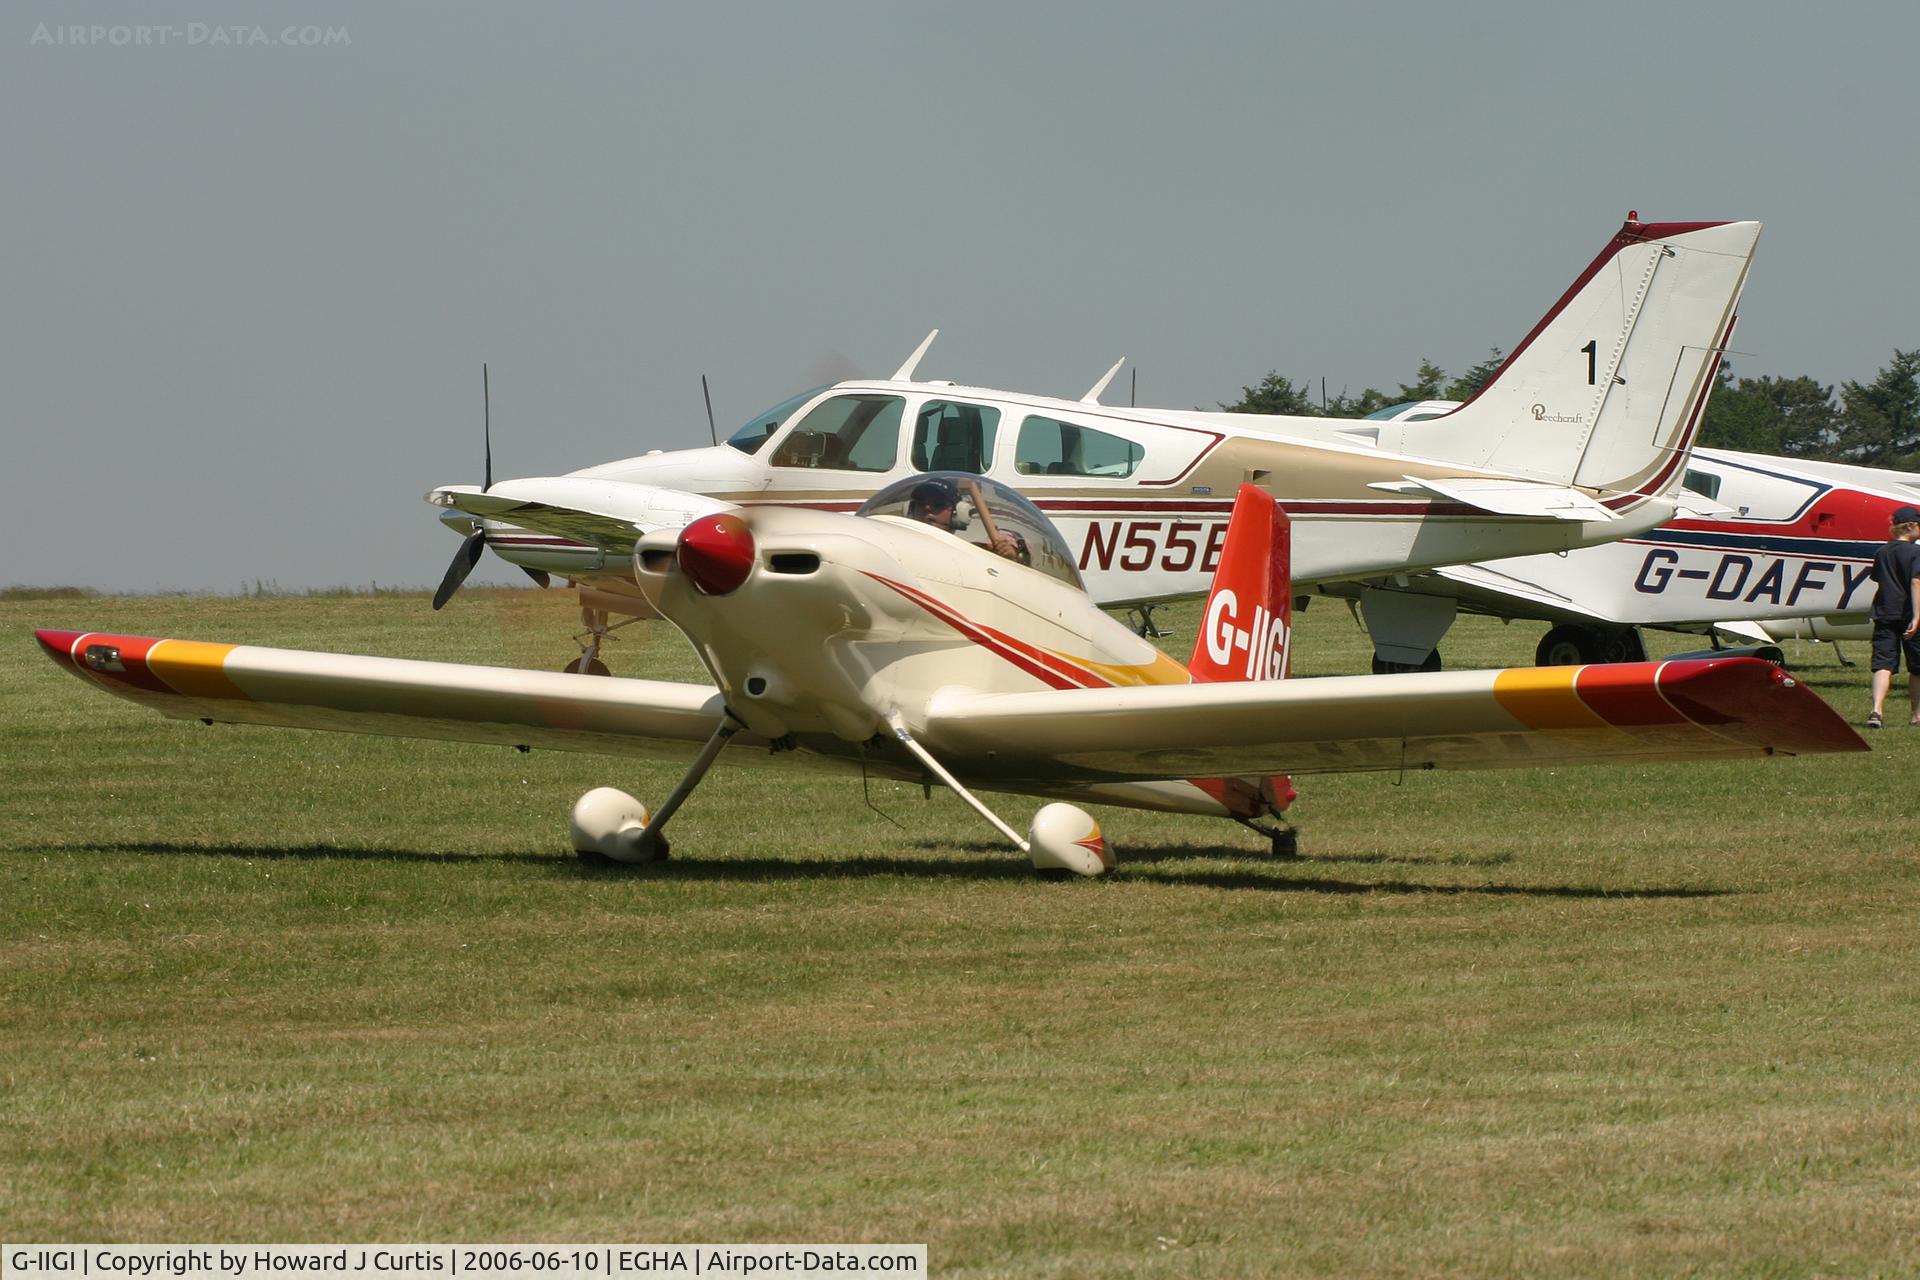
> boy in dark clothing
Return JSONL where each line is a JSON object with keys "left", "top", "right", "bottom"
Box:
{"left": 1867, "top": 504, "right": 1920, "bottom": 728}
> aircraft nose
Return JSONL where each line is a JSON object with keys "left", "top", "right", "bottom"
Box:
{"left": 676, "top": 512, "right": 756, "bottom": 595}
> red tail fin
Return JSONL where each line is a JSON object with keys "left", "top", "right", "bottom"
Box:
{"left": 1189, "top": 484, "right": 1292, "bottom": 684}
{"left": 1187, "top": 485, "right": 1295, "bottom": 817}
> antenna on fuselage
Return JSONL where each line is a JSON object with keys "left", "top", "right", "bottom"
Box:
{"left": 1130, "top": 368, "right": 1136, "bottom": 406}
{"left": 1081, "top": 356, "right": 1127, "bottom": 404}
{"left": 701, "top": 374, "right": 718, "bottom": 447}
{"left": 890, "top": 329, "right": 939, "bottom": 381}
{"left": 483, "top": 362, "right": 493, "bottom": 490}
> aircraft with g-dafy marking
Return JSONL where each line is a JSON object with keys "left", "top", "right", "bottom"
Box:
{"left": 38, "top": 476, "right": 1864, "bottom": 877}
{"left": 426, "top": 216, "right": 1762, "bottom": 674}
{"left": 1309, "top": 420, "right": 1920, "bottom": 669}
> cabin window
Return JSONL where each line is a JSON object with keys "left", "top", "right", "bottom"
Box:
{"left": 1014, "top": 415, "right": 1144, "bottom": 478}
{"left": 909, "top": 400, "right": 1000, "bottom": 473}
{"left": 769, "top": 395, "right": 905, "bottom": 472}
{"left": 1682, "top": 469, "right": 1722, "bottom": 501}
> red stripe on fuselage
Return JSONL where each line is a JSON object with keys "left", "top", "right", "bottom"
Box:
{"left": 864, "top": 574, "right": 1101, "bottom": 692}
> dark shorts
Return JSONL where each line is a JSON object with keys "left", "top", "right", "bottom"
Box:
{"left": 1870, "top": 619, "right": 1920, "bottom": 673}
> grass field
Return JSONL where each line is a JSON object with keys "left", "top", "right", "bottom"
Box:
{"left": 4, "top": 590, "right": 1918, "bottom": 1277}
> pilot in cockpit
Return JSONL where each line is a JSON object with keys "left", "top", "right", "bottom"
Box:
{"left": 906, "top": 478, "right": 1027, "bottom": 563}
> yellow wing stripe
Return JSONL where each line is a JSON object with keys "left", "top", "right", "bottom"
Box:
{"left": 1491, "top": 666, "right": 1609, "bottom": 731}
{"left": 147, "top": 640, "right": 247, "bottom": 702}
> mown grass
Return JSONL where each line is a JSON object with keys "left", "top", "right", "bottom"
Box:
{"left": 4, "top": 591, "right": 1917, "bottom": 1276}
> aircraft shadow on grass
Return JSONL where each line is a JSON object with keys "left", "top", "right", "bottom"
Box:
{"left": 23, "top": 840, "right": 1735, "bottom": 900}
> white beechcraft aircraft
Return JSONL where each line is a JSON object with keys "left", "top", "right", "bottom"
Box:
{"left": 428, "top": 216, "right": 1760, "bottom": 674}
{"left": 38, "top": 480, "right": 1863, "bottom": 876}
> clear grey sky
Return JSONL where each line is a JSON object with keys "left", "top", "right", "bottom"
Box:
{"left": 4, "top": 0, "right": 1916, "bottom": 592}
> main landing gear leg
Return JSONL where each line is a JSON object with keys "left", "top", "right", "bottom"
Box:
{"left": 569, "top": 719, "right": 739, "bottom": 865}
{"left": 1236, "top": 817, "right": 1300, "bottom": 859}
{"left": 1127, "top": 604, "right": 1171, "bottom": 639}
{"left": 886, "top": 713, "right": 1113, "bottom": 877}
{"left": 566, "top": 605, "right": 644, "bottom": 676}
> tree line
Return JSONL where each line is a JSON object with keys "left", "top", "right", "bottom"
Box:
{"left": 1222, "top": 348, "right": 1920, "bottom": 470}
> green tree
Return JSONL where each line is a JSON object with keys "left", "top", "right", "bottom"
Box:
{"left": 1323, "top": 385, "right": 1397, "bottom": 417}
{"left": 1221, "top": 371, "right": 1320, "bottom": 416}
{"left": 1398, "top": 359, "right": 1448, "bottom": 402}
{"left": 1444, "top": 349, "right": 1504, "bottom": 402}
{"left": 1833, "top": 349, "right": 1920, "bottom": 467}
{"left": 1699, "top": 363, "right": 1839, "bottom": 457}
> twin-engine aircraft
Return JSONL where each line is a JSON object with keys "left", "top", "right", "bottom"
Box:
{"left": 429, "top": 217, "right": 1761, "bottom": 673}
{"left": 38, "top": 479, "right": 1863, "bottom": 876}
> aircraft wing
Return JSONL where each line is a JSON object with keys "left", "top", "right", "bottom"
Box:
{"left": 923, "top": 658, "right": 1865, "bottom": 782}
{"left": 1424, "top": 562, "right": 1619, "bottom": 622}
{"left": 33, "top": 629, "right": 742, "bottom": 764}
{"left": 426, "top": 478, "right": 733, "bottom": 556}
{"left": 36, "top": 633, "right": 1864, "bottom": 794}
{"left": 1368, "top": 476, "right": 1616, "bottom": 521}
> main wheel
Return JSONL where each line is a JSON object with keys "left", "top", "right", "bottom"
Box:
{"left": 1370, "top": 649, "right": 1442, "bottom": 674}
{"left": 1536, "top": 625, "right": 1598, "bottom": 666}
{"left": 564, "top": 657, "right": 612, "bottom": 676}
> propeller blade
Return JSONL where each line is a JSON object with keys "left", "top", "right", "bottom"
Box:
{"left": 432, "top": 529, "right": 487, "bottom": 610}
{"left": 520, "top": 566, "right": 552, "bottom": 588}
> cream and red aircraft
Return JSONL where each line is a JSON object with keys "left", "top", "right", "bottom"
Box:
{"left": 429, "top": 216, "right": 1761, "bottom": 674}
{"left": 37, "top": 479, "right": 1864, "bottom": 876}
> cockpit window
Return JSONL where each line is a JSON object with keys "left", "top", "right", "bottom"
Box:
{"left": 910, "top": 400, "right": 1000, "bottom": 473}
{"left": 724, "top": 386, "right": 825, "bottom": 455}
{"left": 1014, "top": 415, "right": 1143, "bottom": 478}
{"left": 770, "top": 394, "right": 905, "bottom": 472}
{"left": 857, "top": 471, "right": 1083, "bottom": 589}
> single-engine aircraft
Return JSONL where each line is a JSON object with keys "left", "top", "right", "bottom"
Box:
{"left": 39, "top": 479, "right": 1863, "bottom": 877}
{"left": 428, "top": 216, "right": 1761, "bottom": 675}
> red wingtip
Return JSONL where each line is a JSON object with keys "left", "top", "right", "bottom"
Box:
{"left": 1658, "top": 657, "right": 1871, "bottom": 754}
{"left": 33, "top": 629, "right": 85, "bottom": 663}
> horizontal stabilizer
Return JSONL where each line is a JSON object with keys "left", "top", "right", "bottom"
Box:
{"left": 1368, "top": 476, "right": 1616, "bottom": 522}
{"left": 1671, "top": 488, "right": 1737, "bottom": 518}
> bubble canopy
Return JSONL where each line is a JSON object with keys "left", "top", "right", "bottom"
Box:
{"left": 857, "top": 472, "right": 1084, "bottom": 589}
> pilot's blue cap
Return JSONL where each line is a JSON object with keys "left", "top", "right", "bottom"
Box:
{"left": 911, "top": 479, "right": 959, "bottom": 508}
